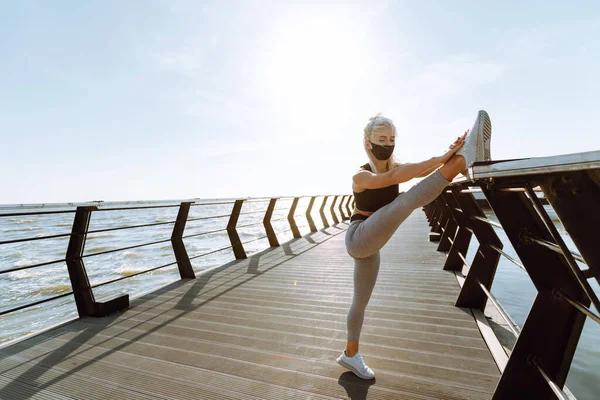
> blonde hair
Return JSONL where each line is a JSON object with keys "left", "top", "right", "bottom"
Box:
{"left": 363, "top": 113, "right": 399, "bottom": 173}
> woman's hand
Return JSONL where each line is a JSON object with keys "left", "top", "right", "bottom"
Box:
{"left": 438, "top": 130, "right": 468, "bottom": 164}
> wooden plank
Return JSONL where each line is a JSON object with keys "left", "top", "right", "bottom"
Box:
{"left": 0, "top": 212, "right": 500, "bottom": 399}
{"left": 0, "top": 375, "right": 74, "bottom": 400}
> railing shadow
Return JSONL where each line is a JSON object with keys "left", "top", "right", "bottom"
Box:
{"left": 0, "top": 224, "right": 348, "bottom": 399}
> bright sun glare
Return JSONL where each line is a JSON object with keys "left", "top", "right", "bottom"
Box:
{"left": 261, "top": 10, "right": 365, "bottom": 111}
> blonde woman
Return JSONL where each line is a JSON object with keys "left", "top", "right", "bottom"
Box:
{"left": 337, "top": 111, "right": 492, "bottom": 379}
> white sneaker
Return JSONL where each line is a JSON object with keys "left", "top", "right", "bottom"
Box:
{"left": 456, "top": 110, "right": 492, "bottom": 166}
{"left": 478, "top": 110, "right": 492, "bottom": 161}
{"left": 336, "top": 350, "right": 375, "bottom": 379}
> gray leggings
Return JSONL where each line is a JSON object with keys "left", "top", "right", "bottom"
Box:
{"left": 344, "top": 170, "right": 451, "bottom": 342}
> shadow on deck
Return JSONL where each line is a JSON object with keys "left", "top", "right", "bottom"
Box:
{"left": 0, "top": 213, "right": 500, "bottom": 400}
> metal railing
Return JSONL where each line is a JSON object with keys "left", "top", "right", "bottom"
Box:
{"left": 423, "top": 150, "right": 600, "bottom": 400}
{"left": 0, "top": 194, "right": 354, "bottom": 320}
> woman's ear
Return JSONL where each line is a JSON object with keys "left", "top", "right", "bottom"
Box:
{"left": 364, "top": 139, "right": 372, "bottom": 150}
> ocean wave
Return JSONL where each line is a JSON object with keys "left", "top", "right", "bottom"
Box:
{"left": 123, "top": 251, "right": 142, "bottom": 259}
{"left": 17, "top": 219, "right": 36, "bottom": 224}
{"left": 114, "top": 265, "right": 147, "bottom": 277}
{"left": 58, "top": 222, "right": 72, "bottom": 227}
{"left": 7, "top": 268, "right": 45, "bottom": 280}
{"left": 86, "top": 246, "right": 113, "bottom": 253}
{"left": 12, "top": 258, "right": 44, "bottom": 269}
{"left": 3, "top": 226, "right": 43, "bottom": 233}
{"left": 114, "top": 264, "right": 172, "bottom": 277}
{"left": 87, "top": 233, "right": 114, "bottom": 239}
{"left": 28, "top": 285, "right": 72, "bottom": 297}
{"left": 36, "top": 232, "right": 66, "bottom": 238}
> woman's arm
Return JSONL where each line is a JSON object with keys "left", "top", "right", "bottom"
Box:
{"left": 353, "top": 157, "right": 442, "bottom": 189}
{"left": 354, "top": 131, "right": 468, "bottom": 190}
{"left": 415, "top": 162, "right": 443, "bottom": 177}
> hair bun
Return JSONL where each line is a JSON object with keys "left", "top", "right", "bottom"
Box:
{"left": 363, "top": 113, "right": 396, "bottom": 139}
{"left": 368, "top": 113, "right": 383, "bottom": 122}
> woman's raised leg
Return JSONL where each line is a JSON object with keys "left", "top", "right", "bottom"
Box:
{"left": 346, "top": 155, "right": 466, "bottom": 260}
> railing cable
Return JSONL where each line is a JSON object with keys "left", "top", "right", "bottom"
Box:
{"left": 477, "top": 281, "right": 521, "bottom": 338}
{"left": 186, "top": 214, "right": 231, "bottom": 222}
{"left": 521, "top": 235, "right": 586, "bottom": 265}
{"left": 0, "top": 258, "right": 66, "bottom": 275}
{"left": 82, "top": 238, "right": 172, "bottom": 258}
{"left": 189, "top": 245, "right": 233, "bottom": 261}
{"left": 86, "top": 220, "right": 176, "bottom": 235}
{"left": 182, "top": 228, "right": 228, "bottom": 239}
{"left": 90, "top": 261, "right": 179, "bottom": 289}
{"left": 530, "top": 357, "right": 570, "bottom": 400}
{"left": 471, "top": 215, "right": 503, "bottom": 229}
{"left": 0, "top": 232, "right": 72, "bottom": 245}
{"left": 0, "top": 291, "right": 74, "bottom": 317}
{"left": 489, "top": 244, "right": 527, "bottom": 273}
{"left": 0, "top": 210, "right": 76, "bottom": 217}
{"left": 554, "top": 289, "right": 600, "bottom": 325}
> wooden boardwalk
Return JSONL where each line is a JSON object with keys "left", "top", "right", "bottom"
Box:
{"left": 0, "top": 212, "right": 500, "bottom": 400}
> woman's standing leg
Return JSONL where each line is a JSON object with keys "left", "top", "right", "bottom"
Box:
{"left": 346, "top": 251, "right": 380, "bottom": 348}
{"left": 336, "top": 249, "right": 379, "bottom": 379}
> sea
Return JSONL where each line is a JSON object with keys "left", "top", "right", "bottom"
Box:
{"left": 0, "top": 197, "right": 598, "bottom": 399}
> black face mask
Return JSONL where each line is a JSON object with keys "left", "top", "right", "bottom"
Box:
{"left": 369, "top": 142, "right": 395, "bottom": 160}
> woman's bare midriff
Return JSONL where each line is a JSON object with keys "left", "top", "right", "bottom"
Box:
{"left": 352, "top": 208, "right": 373, "bottom": 218}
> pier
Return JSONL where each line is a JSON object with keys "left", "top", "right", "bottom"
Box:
{"left": 0, "top": 150, "right": 598, "bottom": 399}
{"left": 0, "top": 213, "right": 498, "bottom": 399}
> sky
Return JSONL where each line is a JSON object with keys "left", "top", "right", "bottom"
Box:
{"left": 1, "top": 1, "right": 599, "bottom": 204}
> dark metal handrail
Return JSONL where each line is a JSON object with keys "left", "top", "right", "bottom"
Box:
{"left": 424, "top": 149, "right": 600, "bottom": 399}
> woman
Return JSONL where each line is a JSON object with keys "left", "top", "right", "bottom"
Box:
{"left": 337, "top": 111, "right": 492, "bottom": 379}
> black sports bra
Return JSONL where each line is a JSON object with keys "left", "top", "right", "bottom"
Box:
{"left": 352, "top": 164, "right": 399, "bottom": 221}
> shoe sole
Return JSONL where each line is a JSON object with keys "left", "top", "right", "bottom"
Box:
{"left": 336, "top": 357, "right": 375, "bottom": 380}
{"left": 476, "top": 110, "right": 492, "bottom": 161}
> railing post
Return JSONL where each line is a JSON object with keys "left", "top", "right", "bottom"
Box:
{"left": 482, "top": 185, "right": 589, "bottom": 399}
{"left": 171, "top": 202, "right": 196, "bottom": 279}
{"left": 330, "top": 195, "right": 340, "bottom": 225}
{"left": 540, "top": 171, "right": 600, "bottom": 285}
{"left": 320, "top": 196, "right": 330, "bottom": 228}
{"left": 431, "top": 198, "right": 445, "bottom": 234}
{"left": 437, "top": 192, "right": 457, "bottom": 252}
{"left": 66, "top": 206, "right": 98, "bottom": 317}
{"left": 288, "top": 197, "right": 302, "bottom": 238}
{"left": 305, "top": 196, "right": 318, "bottom": 232}
{"left": 264, "top": 198, "right": 280, "bottom": 247}
{"left": 227, "top": 200, "right": 247, "bottom": 259}
{"left": 422, "top": 203, "right": 432, "bottom": 224}
{"left": 66, "top": 206, "right": 129, "bottom": 317}
{"left": 428, "top": 198, "right": 444, "bottom": 241}
{"left": 442, "top": 188, "right": 473, "bottom": 271}
{"left": 426, "top": 202, "right": 437, "bottom": 227}
{"left": 338, "top": 195, "right": 347, "bottom": 220}
{"left": 453, "top": 190, "right": 503, "bottom": 311}
{"left": 345, "top": 195, "right": 353, "bottom": 218}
